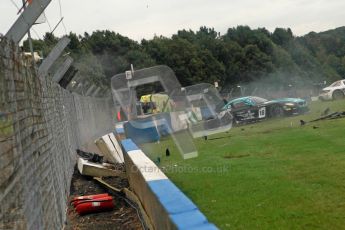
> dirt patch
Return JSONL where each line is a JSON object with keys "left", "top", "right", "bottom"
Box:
{"left": 223, "top": 154, "right": 250, "bottom": 159}
{"left": 65, "top": 166, "right": 143, "bottom": 230}
{"left": 207, "top": 135, "right": 232, "bottom": 141}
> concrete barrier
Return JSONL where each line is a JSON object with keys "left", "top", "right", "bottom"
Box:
{"left": 120, "top": 138, "right": 218, "bottom": 230}
{"left": 95, "top": 133, "right": 124, "bottom": 163}
{"left": 115, "top": 123, "right": 126, "bottom": 140}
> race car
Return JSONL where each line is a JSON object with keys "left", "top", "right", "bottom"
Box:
{"left": 222, "top": 96, "right": 308, "bottom": 124}
{"left": 319, "top": 80, "right": 345, "bottom": 101}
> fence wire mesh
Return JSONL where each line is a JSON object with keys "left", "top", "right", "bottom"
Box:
{"left": 0, "top": 38, "right": 115, "bottom": 230}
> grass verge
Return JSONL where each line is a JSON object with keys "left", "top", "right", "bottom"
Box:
{"left": 140, "top": 100, "right": 345, "bottom": 229}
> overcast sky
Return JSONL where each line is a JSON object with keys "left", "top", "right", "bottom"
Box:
{"left": 1, "top": 0, "right": 345, "bottom": 42}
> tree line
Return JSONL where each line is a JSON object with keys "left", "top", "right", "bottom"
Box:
{"left": 23, "top": 26, "right": 345, "bottom": 92}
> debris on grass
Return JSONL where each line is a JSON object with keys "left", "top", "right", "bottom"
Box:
{"left": 300, "top": 120, "right": 306, "bottom": 126}
{"left": 165, "top": 148, "right": 170, "bottom": 157}
{"left": 309, "top": 111, "right": 345, "bottom": 122}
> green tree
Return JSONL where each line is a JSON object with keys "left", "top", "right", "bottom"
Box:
{"left": 271, "top": 28, "right": 293, "bottom": 47}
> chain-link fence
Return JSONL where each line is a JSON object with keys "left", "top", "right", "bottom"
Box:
{"left": 0, "top": 38, "right": 115, "bottom": 230}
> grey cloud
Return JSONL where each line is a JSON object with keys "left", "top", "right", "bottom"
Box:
{"left": 1, "top": 0, "right": 344, "bottom": 41}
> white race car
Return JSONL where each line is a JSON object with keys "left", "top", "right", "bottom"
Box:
{"left": 319, "top": 80, "right": 345, "bottom": 101}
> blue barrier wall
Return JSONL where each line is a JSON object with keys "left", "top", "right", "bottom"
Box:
{"left": 120, "top": 138, "right": 218, "bottom": 230}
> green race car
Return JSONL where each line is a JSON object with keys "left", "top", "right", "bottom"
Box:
{"left": 222, "top": 96, "right": 308, "bottom": 124}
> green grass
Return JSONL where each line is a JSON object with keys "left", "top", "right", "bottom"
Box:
{"left": 140, "top": 100, "right": 345, "bottom": 229}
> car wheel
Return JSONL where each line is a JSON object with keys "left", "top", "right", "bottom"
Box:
{"left": 332, "top": 90, "right": 344, "bottom": 100}
{"left": 270, "top": 105, "right": 284, "bottom": 118}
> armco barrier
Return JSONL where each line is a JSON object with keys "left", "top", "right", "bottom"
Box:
{"left": 120, "top": 138, "right": 218, "bottom": 230}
